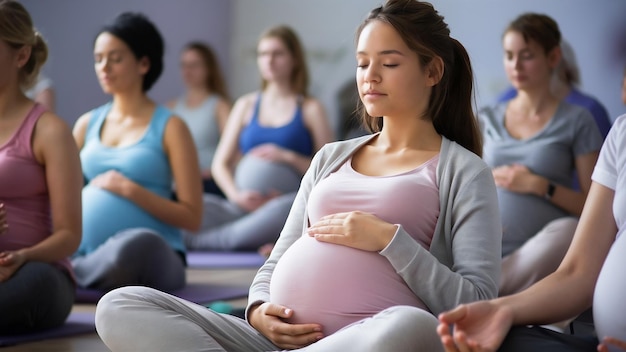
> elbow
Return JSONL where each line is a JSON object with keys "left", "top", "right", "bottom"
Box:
{"left": 186, "top": 220, "right": 202, "bottom": 233}
{"left": 67, "top": 226, "right": 82, "bottom": 254}
{"left": 183, "top": 211, "right": 203, "bottom": 232}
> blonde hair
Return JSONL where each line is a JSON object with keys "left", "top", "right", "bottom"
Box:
{"left": 259, "top": 25, "right": 309, "bottom": 96}
{"left": 0, "top": 0, "right": 48, "bottom": 89}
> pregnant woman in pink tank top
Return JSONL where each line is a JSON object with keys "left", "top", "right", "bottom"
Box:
{"left": 0, "top": 0, "right": 82, "bottom": 334}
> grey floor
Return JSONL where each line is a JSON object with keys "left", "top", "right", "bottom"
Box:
{"left": 2, "top": 268, "right": 257, "bottom": 352}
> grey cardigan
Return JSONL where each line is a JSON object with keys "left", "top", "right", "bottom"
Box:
{"left": 247, "top": 134, "right": 502, "bottom": 318}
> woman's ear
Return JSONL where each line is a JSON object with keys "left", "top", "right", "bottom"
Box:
{"left": 426, "top": 56, "right": 444, "bottom": 87}
{"left": 15, "top": 45, "right": 32, "bottom": 69}
{"left": 547, "top": 45, "right": 562, "bottom": 70}
{"left": 138, "top": 56, "right": 150, "bottom": 76}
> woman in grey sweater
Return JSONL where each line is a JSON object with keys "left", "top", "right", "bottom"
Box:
{"left": 94, "top": 1, "right": 501, "bottom": 350}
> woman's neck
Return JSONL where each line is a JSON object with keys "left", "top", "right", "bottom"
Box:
{"left": 550, "top": 76, "right": 572, "bottom": 101}
{"left": 377, "top": 115, "right": 441, "bottom": 152}
{"left": 0, "top": 85, "right": 29, "bottom": 121}
{"left": 110, "top": 90, "right": 153, "bottom": 118}
{"left": 186, "top": 86, "right": 211, "bottom": 100}
{"left": 263, "top": 81, "right": 295, "bottom": 98}
{"left": 513, "top": 88, "right": 559, "bottom": 118}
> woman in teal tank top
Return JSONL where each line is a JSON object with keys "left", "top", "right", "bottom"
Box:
{"left": 71, "top": 12, "right": 202, "bottom": 292}
{"left": 183, "top": 25, "right": 334, "bottom": 252}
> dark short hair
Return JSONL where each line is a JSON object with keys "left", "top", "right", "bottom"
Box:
{"left": 99, "top": 12, "right": 164, "bottom": 91}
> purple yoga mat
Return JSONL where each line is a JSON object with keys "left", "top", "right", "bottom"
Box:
{"left": 75, "top": 283, "right": 249, "bottom": 305}
{"left": 0, "top": 312, "right": 95, "bottom": 347}
{"left": 186, "top": 251, "right": 266, "bottom": 269}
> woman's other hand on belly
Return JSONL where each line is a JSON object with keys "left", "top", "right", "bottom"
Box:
{"left": 307, "top": 211, "right": 397, "bottom": 251}
{"left": 89, "top": 170, "right": 134, "bottom": 198}
{"left": 232, "top": 190, "right": 280, "bottom": 212}
{"left": 248, "top": 302, "right": 323, "bottom": 350}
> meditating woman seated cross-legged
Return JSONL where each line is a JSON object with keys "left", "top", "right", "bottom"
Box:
{"left": 70, "top": 12, "right": 202, "bottom": 292}
{"left": 0, "top": 0, "right": 82, "bottom": 334}
{"left": 94, "top": 1, "right": 502, "bottom": 351}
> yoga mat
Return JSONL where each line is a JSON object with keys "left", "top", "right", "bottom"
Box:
{"left": 186, "top": 251, "right": 266, "bottom": 269}
{"left": 0, "top": 312, "right": 95, "bottom": 347}
{"left": 75, "top": 283, "right": 249, "bottom": 305}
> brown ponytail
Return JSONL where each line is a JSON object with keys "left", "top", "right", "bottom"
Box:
{"left": 356, "top": 0, "right": 482, "bottom": 156}
{"left": 0, "top": 0, "right": 49, "bottom": 89}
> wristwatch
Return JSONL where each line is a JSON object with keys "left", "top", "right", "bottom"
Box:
{"left": 544, "top": 182, "right": 556, "bottom": 200}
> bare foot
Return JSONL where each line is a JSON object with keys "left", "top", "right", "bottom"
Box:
{"left": 258, "top": 243, "right": 274, "bottom": 258}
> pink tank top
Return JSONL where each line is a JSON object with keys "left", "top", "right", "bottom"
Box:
{"left": 270, "top": 155, "right": 440, "bottom": 335}
{"left": 0, "top": 104, "right": 72, "bottom": 277}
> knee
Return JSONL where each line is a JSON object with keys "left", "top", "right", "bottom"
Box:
{"left": 95, "top": 286, "right": 150, "bottom": 339}
{"left": 543, "top": 217, "right": 578, "bottom": 237}
{"left": 113, "top": 230, "right": 166, "bottom": 265}
{"left": 14, "top": 262, "right": 58, "bottom": 291}
{"left": 369, "top": 306, "right": 442, "bottom": 351}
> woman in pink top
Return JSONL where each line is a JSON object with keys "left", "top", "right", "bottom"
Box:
{"left": 0, "top": 0, "right": 82, "bottom": 334}
{"left": 95, "top": 1, "right": 501, "bottom": 350}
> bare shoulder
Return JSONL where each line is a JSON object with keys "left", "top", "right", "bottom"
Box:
{"left": 72, "top": 110, "right": 92, "bottom": 135}
{"left": 165, "top": 114, "right": 190, "bottom": 135}
{"left": 216, "top": 95, "right": 231, "bottom": 108}
{"left": 235, "top": 92, "right": 258, "bottom": 108}
{"left": 301, "top": 97, "right": 327, "bottom": 116}
{"left": 230, "top": 92, "right": 258, "bottom": 124}
{"left": 32, "top": 112, "right": 76, "bottom": 163}
{"left": 35, "top": 112, "right": 74, "bottom": 142}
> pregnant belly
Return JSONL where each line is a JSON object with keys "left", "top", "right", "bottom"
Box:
{"left": 593, "top": 233, "right": 626, "bottom": 344}
{"left": 235, "top": 154, "right": 301, "bottom": 195}
{"left": 269, "top": 236, "right": 426, "bottom": 335}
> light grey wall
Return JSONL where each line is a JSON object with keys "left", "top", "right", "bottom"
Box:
{"left": 20, "top": 0, "right": 232, "bottom": 125}
{"left": 19, "top": 0, "right": 626, "bottom": 132}
{"left": 229, "top": 0, "right": 626, "bottom": 134}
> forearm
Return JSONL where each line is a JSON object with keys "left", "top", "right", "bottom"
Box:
{"left": 212, "top": 164, "right": 239, "bottom": 200}
{"left": 533, "top": 177, "right": 586, "bottom": 216}
{"left": 382, "top": 227, "right": 499, "bottom": 314}
{"left": 499, "top": 268, "right": 593, "bottom": 326}
{"left": 284, "top": 151, "right": 312, "bottom": 175}
{"left": 124, "top": 181, "right": 200, "bottom": 231}
{"left": 19, "top": 229, "right": 80, "bottom": 263}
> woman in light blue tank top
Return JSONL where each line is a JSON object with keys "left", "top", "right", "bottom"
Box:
{"left": 71, "top": 13, "right": 202, "bottom": 292}
{"left": 168, "top": 42, "right": 231, "bottom": 197}
{"left": 183, "top": 25, "right": 334, "bottom": 252}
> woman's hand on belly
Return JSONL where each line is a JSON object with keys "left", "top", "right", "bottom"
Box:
{"left": 232, "top": 190, "right": 279, "bottom": 212}
{"left": 89, "top": 170, "right": 133, "bottom": 198}
{"left": 307, "top": 211, "right": 397, "bottom": 252}
{"left": 249, "top": 143, "right": 290, "bottom": 163}
{"left": 249, "top": 302, "right": 323, "bottom": 349}
{"left": 492, "top": 164, "right": 545, "bottom": 196}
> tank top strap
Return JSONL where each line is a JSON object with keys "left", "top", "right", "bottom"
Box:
{"left": 250, "top": 93, "right": 263, "bottom": 124}
{"left": 142, "top": 105, "right": 172, "bottom": 144}
{"left": 8, "top": 103, "right": 47, "bottom": 157}
{"left": 85, "top": 102, "right": 112, "bottom": 141}
{"left": 292, "top": 95, "right": 306, "bottom": 126}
